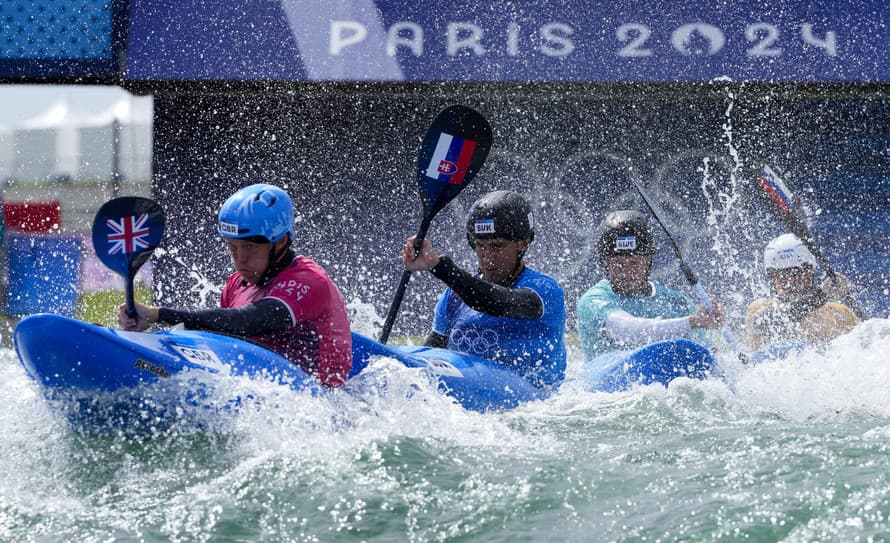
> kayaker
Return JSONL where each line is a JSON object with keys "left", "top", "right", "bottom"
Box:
{"left": 743, "top": 233, "right": 859, "bottom": 352}
{"left": 576, "top": 210, "right": 724, "bottom": 362}
{"left": 118, "top": 183, "right": 352, "bottom": 388}
{"left": 401, "top": 190, "right": 567, "bottom": 390}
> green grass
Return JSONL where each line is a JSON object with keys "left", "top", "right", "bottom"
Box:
{"left": 69, "top": 292, "right": 582, "bottom": 349}
{"left": 75, "top": 288, "right": 152, "bottom": 327}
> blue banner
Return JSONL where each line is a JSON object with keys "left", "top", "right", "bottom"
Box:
{"left": 0, "top": 0, "right": 121, "bottom": 80}
{"left": 125, "top": 0, "right": 890, "bottom": 83}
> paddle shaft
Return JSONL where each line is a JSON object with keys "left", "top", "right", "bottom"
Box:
{"left": 378, "top": 218, "right": 431, "bottom": 344}
{"left": 125, "top": 277, "right": 137, "bottom": 318}
{"left": 631, "top": 179, "right": 744, "bottom": 354}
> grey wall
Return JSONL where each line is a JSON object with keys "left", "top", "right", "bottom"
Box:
{"left": 151, "top": 84, "right": 890, "bottom": 336}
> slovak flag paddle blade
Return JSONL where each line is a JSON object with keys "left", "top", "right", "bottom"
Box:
{"left": 760, "top": 164, "right": 794, "bottom": 214}
{"left": 417, "top": 105, "right": 492, "bottom": 219}
{"left": 424, "top": 132, "right": 478, "bottom": 186}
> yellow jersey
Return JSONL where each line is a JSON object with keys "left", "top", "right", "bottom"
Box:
{"left": 744, "top": 297, "right": 859, "bottom": 352}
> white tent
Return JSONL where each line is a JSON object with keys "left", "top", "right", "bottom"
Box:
{"left": 14, "top": 96, "right": 89, "bottom": 181}
{"left": 12, "top": 92, "right": 153, "bottom": 183}
{"left": 79, "top": 96, "right": 153, "bottom": 182}
{"left": 0, "top": 128, "right": 13, "bottom": 180}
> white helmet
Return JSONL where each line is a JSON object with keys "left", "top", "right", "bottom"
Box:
{"left": 763, "top": 234, "right": 816, "bottom": 271}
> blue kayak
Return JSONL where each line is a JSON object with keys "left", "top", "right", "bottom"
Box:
{"left": 14, "top": 314, "right": 544, "bottom": 429}
{"left": 583, "top": 339, "right": 715, "bottom": 392}
{"left": 749, "top": 340, "right": 810, "bottom": 364}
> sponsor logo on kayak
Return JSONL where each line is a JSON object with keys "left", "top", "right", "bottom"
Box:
{"left": 171, "top": 345, "right": 225, "bottom": 372}
{"left": 422, "top": 357, "right": 464, "bottom": 378}
{"left": 134, "top": 359, "right": 171, "bottom": 378}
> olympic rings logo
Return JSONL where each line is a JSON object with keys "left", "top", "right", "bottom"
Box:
{"left": 450, "top": 328, "right": 500, "bottom": 355}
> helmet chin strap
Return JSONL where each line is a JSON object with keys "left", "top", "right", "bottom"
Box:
{"left": 492, "top": 250, "right": 527, "bottom": 287}
{"left": 504, "top": 239, "right": 533, "bottom": 285}
{"left": 505, "top": 258, "right": 526, "bottom": 286}
{"left": 256, "top": 239, "right": 294, "bottom": 287}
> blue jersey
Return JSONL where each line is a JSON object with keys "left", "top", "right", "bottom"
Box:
{"left": 576, "top": 279, "right": 709, "bottom": 361}
{"left": 432, "top": 267, "right": 567, "bottom": 389}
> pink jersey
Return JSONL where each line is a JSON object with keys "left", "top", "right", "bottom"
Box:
{"left": 220, "top": 256, "right": 352, "bottom": 387}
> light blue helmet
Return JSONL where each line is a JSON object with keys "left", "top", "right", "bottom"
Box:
{"left": 217, "top": 184, "right": 294, "bottom": 243}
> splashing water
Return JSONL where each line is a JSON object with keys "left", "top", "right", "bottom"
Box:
{"left": 154, "top": 246, "right": 222, "bottom": 307}
{"left": 345, "top": 298, "right": 384, "bottom": 339}
{"left": 697, "top": 82, "right": 765, "bottom": 315}
{"left": 4, "top": 306, "right": 890, "bottom": 541}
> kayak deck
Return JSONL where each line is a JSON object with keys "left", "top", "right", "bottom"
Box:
{"left": 14, "top": 314, "right": 545, "bottom": 431}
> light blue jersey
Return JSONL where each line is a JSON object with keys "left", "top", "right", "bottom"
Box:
{"left": 433, "top": 267, "right": 567, "bottom": 389}
{"left": 576, "top": 279, "right": 710, "bottom": 361}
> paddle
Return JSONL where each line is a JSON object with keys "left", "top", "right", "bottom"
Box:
{"left": 378, "top": 105, "right": 493, "bottom": 343}
{"left": 757, "top": 164, "right": 866, "bottom": 318}
{"left": 91, "top": 197, "right": 166, "bottom": 318}
{"left": 629, "top": 177, "right": 745, "bottom": 355}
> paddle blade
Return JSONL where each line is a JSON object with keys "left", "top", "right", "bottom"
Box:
{"left": 759, "top": 164, "right": 795, "bottom": 216}
{"left": 378, "top": 105, "right": 491, "bottom": 344}
{"left": 91, "top": 197, "right": 165, "bottom": 279}
{"left": 757, "top": 165, "right": 824, "bottom": 260}
{"left": 417, "top": 105, "right": 493, "bottom": 219}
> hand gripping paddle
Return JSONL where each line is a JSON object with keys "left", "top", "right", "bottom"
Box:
{"left": 378, "top": 105, "right": 493, "bottom": 343}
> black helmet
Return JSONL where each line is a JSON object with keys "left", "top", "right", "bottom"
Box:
{"left": 465, "top": 190, "right": 535, "bottom": 248}
{"left": 597, "top": 210, "right": 655, "bottom": 259}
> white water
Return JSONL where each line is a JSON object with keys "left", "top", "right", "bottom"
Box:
{"left": 3, "top": 316, "right": 890, "bottom": 541}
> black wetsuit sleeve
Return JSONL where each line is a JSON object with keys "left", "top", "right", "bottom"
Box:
{"left": 429, "top": 256, "right": 544, "bottom": 319}
{"left": 157, "top": 298, "right": 293, "bottom": 336}
{"left": 424, "top": 331, "right": 449, "bottom": 348}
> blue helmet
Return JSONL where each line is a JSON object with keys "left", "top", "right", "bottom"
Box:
{"left": 217, "top": 184, "right": 294, "bottom": 243}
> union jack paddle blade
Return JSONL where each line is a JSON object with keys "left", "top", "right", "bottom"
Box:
{"left": 106, "top": 213, "right": 151, "bottom": 255}
{"left": 92, "top": 197, "right": 165, "bottom": 278}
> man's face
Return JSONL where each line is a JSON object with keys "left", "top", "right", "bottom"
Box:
{"left": 604, "top": 254, "right": 653, "bottom": 295}
{"left": 767, "top": 266, "right": 814, "bottom": 302}
{"left": 225, "top": 238, "right": 273, "bottom": 285}
{"left": 473, "top": 238, "right": 530, "bottom": 285}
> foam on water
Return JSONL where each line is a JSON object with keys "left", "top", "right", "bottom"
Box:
{"left": 3, "top": 304, "right": 890, "bottom": 541}
{"left": 731, "top": 317, "right": 890, "bottom": 421}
